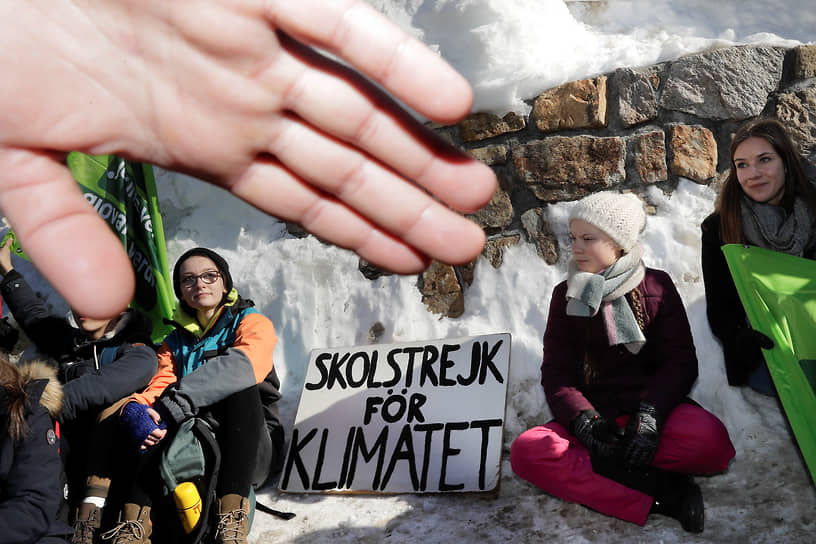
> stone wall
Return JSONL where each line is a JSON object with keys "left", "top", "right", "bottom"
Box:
{"left": 419, "top": 44, "right": 816, "bottom": 317}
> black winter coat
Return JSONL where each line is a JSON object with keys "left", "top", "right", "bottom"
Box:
{"left": 700, "top": 213, "right": 758, "bottom": 385}
{"left": 701, "top": 213, "right": 816, "bottom": 385}
{"left": 0, "top": 362, "right": 73, "bottom": 543}
{"left": 0, "top": 269, "right": 158, "bottom": 421}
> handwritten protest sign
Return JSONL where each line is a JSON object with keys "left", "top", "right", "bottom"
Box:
{"left": 279, "top": 333, "right": 511, "bottom": 494}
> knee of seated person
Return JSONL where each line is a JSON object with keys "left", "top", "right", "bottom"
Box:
{"left": 685, "top": 440, "right": 735, "bottom": 474}
{"left": 666, "top": 409, "right": 735, "bottom": 472}
{"left": 687, "top": 410, "right": 732, "bottom": 447}
{"left": 700, "top": 420, "right": 736, "bottom": 471}
{"left": 511, "top": 427, "right": 570, "bottom": 470}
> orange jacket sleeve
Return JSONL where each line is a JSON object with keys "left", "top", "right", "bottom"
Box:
{"left": 127, "top": 343, "right": 178, "bottom": 406}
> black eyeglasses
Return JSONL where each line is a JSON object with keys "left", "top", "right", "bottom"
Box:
{"left": 180, "top": 271, "right": 221, "bottom": 288}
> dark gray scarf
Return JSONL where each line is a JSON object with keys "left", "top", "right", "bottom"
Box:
{"left": 740, "top": 195, "right": 816, "bottom": 257}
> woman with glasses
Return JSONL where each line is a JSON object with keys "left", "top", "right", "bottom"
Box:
{"left": 105, "top": 248, "right": 284, "bottom": 544}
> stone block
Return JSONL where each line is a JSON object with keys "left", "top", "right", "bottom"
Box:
{"left": 458, "top": 112, "right": 526, "bottom": 142}
{"left": 631, "top": 130, "right": 668, "bottom": 184}
{"left": 532, "top": 77, "right": 608, "bottom": 133}
{"left": 613, "top": 68, "right": 659, "bottom": 128}
{"left": 669, "top": 125, "right": 717, "bottom": 182}
{"left": 512, "top": 136, "right": 625, "bottom": 201}
{"left": 660, "top": 46, "right": 784, "bottom": 120}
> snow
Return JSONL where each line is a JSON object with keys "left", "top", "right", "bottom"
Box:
{"left": 4, "top": 1, "right": 816, "bottom": 542}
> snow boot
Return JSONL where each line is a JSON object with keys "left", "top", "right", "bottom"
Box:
{"left": 71, "top": 502, "right": 102, "bottom": 544}
{"left": 100, "top": 504, "right": 152, "bottom": 544}
{"left": 651, "top": 471, "right": 704, "bottom": 533}
{"left": 214, "top": 494, "right": 250, "bottom": 544}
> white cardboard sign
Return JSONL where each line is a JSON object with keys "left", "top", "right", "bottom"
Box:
{"left": 279, "top": 333, "right": 511, "bottom": 494}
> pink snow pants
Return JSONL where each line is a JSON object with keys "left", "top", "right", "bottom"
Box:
{"left": 510, "top": 403, "right": 736, "bottom": 525}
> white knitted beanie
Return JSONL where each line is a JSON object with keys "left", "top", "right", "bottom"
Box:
{"left": 569, "top": 191, "right": 646, "bottom": 252}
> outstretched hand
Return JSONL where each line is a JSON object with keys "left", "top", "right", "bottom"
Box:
{"left": 0, "top": 0, "right": 496, "bottom": 318}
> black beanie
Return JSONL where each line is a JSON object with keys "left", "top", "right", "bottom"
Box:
{"left": 172, "top": 247, "right": 233, "bottom": 300}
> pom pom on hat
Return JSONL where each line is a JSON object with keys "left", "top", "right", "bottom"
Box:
{"left": 569, "top": 191, "right": 646, "bottom": 252}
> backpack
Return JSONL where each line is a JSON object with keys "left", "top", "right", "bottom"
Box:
{"left": 154, "top": 417, "right": 255, "bottom": 543}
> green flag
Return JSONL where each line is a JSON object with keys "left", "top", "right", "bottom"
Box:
{"left": 4, "top": 153, "right": 175, "bottom": 342}
{"left": 723, "top": 244, "right": 816, "bottom": 487}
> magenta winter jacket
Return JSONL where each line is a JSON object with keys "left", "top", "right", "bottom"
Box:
{"left": 541, "top": 268, "right": 698, "bottom": 427}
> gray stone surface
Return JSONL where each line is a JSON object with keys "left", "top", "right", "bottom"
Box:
{"left": 660, "top": 46, "right": 785, "bottom": 120}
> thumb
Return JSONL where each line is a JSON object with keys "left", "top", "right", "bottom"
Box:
{"left": 0, "top": 148, "right": 134, "bottom": 318}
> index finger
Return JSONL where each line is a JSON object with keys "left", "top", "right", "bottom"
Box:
{"left": 267, "top": 0, "right": 474, "bottom": 123}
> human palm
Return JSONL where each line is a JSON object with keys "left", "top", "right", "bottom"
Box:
{"left": 0, "top": 0, "right": 496, "bottom": 318}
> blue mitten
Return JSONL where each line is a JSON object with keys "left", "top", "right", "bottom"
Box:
{"left": 121, "top": 402, "right": 166, "bottom": 452}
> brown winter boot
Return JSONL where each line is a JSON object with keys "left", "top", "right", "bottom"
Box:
{"left": 214, "top": 494, "right": 250, "bottom": 544}
{"left": 100, "top": 504, "right": 152, "bottom": 544}
{"left": 71, "top": 502, "right": 102, "bottom": 544}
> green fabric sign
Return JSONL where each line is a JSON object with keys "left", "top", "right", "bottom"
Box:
{"left": 723, "top": 244, "right": 816, "bottom": 486}
{"left": 4, "top": 154, "right": 174, "bottom": 342}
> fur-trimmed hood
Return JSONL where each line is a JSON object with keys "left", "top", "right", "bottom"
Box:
{"left": 17, "top": 360, "right": 63, "bottom": 418}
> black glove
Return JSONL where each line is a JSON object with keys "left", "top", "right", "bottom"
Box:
{"left": 724, "top": 328, "right": 774, "bottom": 385}
{"left": 736, "top": 327, "right": 774, "bottom": 353}
{"left": 572, "top": 409, "right": 623, "bottom": 460}
{"left": 623, "top": 401, "right": 662, "bottom": 468}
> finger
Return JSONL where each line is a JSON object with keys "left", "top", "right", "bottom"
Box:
{"left": 232, "top": 143, "right": 485, "bottom": 267}
{"left": 268, "top": 0, "right": 475, "bottom": 123}
{"left": 231, "top": 156, "right": 429, "bottom": 271}
{"left": 0, "top": 148, "right": 134, "bottom": 318}
{"left": 757, "top": 331, "right": 774, "bottom": 349}
{"left": 266, "top": 33, "right": 496, "bottom": 213}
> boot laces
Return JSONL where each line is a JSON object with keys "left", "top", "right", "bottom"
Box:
{"left": 100, "top": 520, "right": 147, "bottom": 544}
{"left": 71, "top": 508, "right": 100, "bottom": 544}
{"left": 215, "top": 507, "right": 249, "bottom": 543}
{"left": 71, "top": 519, "right": 97, "bottom": 544}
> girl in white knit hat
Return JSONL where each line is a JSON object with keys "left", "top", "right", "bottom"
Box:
{"left": 510, "top": 191, "right": 735, "bottom": 533}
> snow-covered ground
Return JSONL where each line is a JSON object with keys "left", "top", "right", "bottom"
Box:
{"left": 3, "top": 1, "right": 816, "bottom": 542}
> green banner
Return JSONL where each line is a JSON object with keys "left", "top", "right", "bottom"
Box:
{"left": 4, "top": 154, "right": 174, "bottom": 342}
{"left": 723, "top": 244, "right": 816, "bottom": 487}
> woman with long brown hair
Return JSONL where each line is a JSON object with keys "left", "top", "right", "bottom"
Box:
{"left": 701, "top": 118, "right": 816, "bottom": 394}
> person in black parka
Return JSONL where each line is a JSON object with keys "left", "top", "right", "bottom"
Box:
{"left": 1, "top": 356, "right": 73, "bottom": 543}
{"left": 0, "top": 239, "right": 158, "bottom": 541}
